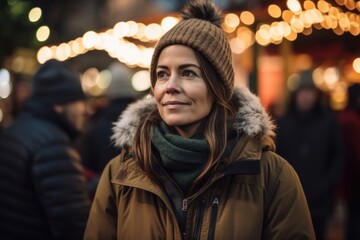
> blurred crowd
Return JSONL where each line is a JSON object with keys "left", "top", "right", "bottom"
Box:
{"left": 0, "top": 59, "right": 359, "bottom": 240}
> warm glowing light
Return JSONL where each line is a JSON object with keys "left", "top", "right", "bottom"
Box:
{"left": 333, "top": 25, "right": 344, "bottom": 35}
{"left": 132, "top": 70, "right": 151, "bottom": 92}
{"left": 335, "top": 0, "right": 345, "bottom": 6}
{"left": 127, "top": 21, "right": 139, "bottom": 37}
{"left": 339, "top": 16, "right": 350, "bottom": 31}
{"left": 222, "top": 24, "right": 236, "bottom": 33}
{"left": 237, "top": 27, "right": 254, "bottom": 46}
{"left": 113, "top": 22, "right": 130, "bottom": 38}
{"left": 282, "top": 10, "right": 294, "bottom": 22}
{"left": 329, "top": 7, "right": 341, "bottom": 20}
{"left": 139, "top": 48, "right": 154, "bottom": 68}
{"left": 72, "top": 38, "right": 86, "bottom": 54}
{"left": 134, "top": 23, "right": 146, "bottom": 39}
{"left": 345, "top": 0, "right": 356, "bottom": 10}
{"left": 0, "top": 69, "right": 12, "bottom": 99}
{"left": 56, "top": 43, "right": 71, "bottom": 61}
{"left": 82, "top": 68, "right": 100, "bottom": 96}
{"left": 290, "top": 18, "right": 304, "bottom": 32}
{"left": 287, "top": 0, "right": 302, "bottom": 14}
{"left": 317, "top": 1, "right": 330, "bottom": 13}
{"left": 29, "top": 7, "right": 42, "bottom": 22}
{"left": 82, "top": 31, "right": 98, "bottom": 49}
{"left": 225, "top": 13, "right": 240, "bottom": 28}
{"left": 37, "top": 46, "right": 53, "bottom": 64}
{"left": 144, "top": 23, "right": 162, "bottom": 40}
{"left": 270, "top": 23, "right": 284, "bottom": 41}
{"left": 97, "top": 70, "right": 112, "bottom": 89}
{"left": 302, "top": 27, "right": 313, "bottom": 35}
{"left": 255, "top": 29, "right": 271, "bottom": 46}
{"left": 240, "top": 11, "right": 255, "bottom": 25}
{"left": 278, "top": 22, "right": 292, "bottom": 37}
{"left": 321, "top": 15, "right": 332, "bottom": 29}
{"left": 33, "top": 8, "right": 360, "bottom": 71}
{"left": 323, "top": 67, "right": 340, "bottom": 89}
{"left": 313, "top": 67, "right": 325, "bottom": 88}
{"left": 353, "top": 58, "right": 360, "bottom": 73}
{"left": 161, "top": 17, "right": 179, "bottom": 32}
{"left": 36, "top": 26, "right": 50, "bottom": 42}
{"left": 285, "top": 29, "right": 298, "bottom": 41}
{"left": 268, "top": 4, "right": 282, "bottom": 19}
{"left": 304, "top": 1, "right": 316, "bottom": 10}
{"left": 330, "top": 82, "right": 347, "bottom": 110}
{"left": 230, "top": 38, "right": 246, "bottom": 54}
{"left": 349, "top": 21, "right": 360, "bottom": 35}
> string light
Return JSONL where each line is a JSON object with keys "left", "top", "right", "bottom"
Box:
{"left": 36, "top": 0, "right": 360, "bottom": 69}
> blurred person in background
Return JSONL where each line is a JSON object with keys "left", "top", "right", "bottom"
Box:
{"left": 276, "top": 70, "right": 344, "bottom": 240}
{"left": 84, "top": 0, "right": 315, "bottom": 239}
{"left": 0, "top": 59, "right": 91, "bottom": 240}
{"left": 80, "top": 61, "right": 138, "bottom": 196}
{"left": 10, "top": 73, "right": 32, "bottom": 119}
{"left": 338, "top": 83, "right": 360, "bottom": 240}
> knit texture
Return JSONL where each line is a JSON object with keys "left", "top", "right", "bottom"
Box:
{"left": 152, "top": 121, "right": 209, "bottom": 192}
{"left": 150, "top": 12, "right": 234, "bottom": 100}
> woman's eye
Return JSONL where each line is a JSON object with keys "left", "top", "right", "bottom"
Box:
{"left": 156, "top": 71, "right": 167, "bottom": 79}
{"left": 182, "top": 70, "right": 197, "bottom": 78}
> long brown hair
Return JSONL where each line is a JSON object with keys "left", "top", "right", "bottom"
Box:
{"left": 131, "top": 48, "right": 236, "bottom": 188}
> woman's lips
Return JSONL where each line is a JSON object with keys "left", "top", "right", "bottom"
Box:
{"left": 162, "top": 101, "right": 189, "bottom": 109}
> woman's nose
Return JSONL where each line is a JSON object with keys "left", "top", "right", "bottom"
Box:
{"left": 165, "top": 73, "right": 180, "bottom": 94}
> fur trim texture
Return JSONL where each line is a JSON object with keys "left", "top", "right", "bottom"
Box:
{"left": 112, "top": 86, "right": 275, "bottom": 148}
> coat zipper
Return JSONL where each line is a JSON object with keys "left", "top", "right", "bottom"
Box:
{"left": 193, "top": 198, "right": 206, "bottom": 240}
{"left": 180, "top": 198, "right": 188, "bottom": 239}
{"left": 208, "top": 196, "right": 219, "bottom": 240}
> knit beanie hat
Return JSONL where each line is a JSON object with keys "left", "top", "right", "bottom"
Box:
{"left": 106, "top": 62, "right": 136, "bottom": 99}
{"left": 31, "top": 59, "right": 85, "bottom": 105}
{"left": 150, "top": 0, "right": 234, "bottom": 100}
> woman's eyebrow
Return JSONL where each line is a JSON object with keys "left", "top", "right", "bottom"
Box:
{"left": 156, "top": 64, "right": 201, "bottom": 70}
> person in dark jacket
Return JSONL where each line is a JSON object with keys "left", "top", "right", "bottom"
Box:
{"left": 276, "top": 70, "right": 344, "bottom": 240}
{"left": 0, "top": 59, "right": 91, "bottom": 240}
{"left": 84, "top": 1, "right": 315, "bottom": 239}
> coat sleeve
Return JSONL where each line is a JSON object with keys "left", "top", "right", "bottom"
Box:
{"left": 262, "top": 152, "right": 316, "bottom": 240}
{"left": 32, "top": 142, "right": 91, "bottom": 240}
{"left": 83, "top": 157, "right": 119, "bottom": 240}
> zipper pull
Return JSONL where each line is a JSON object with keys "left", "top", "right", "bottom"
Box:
{"left": 182, "top": 199, "right": 188, "bottom": 211}
{"left": 212, "top": 197, "right": 219, "bottom": 207}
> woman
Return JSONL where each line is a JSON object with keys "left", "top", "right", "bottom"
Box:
{"left": 84, "top": 0, "right": 315, "bottom": 239}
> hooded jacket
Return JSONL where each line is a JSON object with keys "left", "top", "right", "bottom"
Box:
{"left": 84, "top": 87, "right": 315, "bottom": 240}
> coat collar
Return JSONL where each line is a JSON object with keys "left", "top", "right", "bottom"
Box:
{"left": 111, "top": 86, "right": 275, "bottom": 148}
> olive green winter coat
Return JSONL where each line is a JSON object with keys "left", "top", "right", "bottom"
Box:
{"left": 84, "top": 87, "right": 315, "bottom": 240}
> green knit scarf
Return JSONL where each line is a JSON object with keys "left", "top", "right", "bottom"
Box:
{"left": 152, "top": 121, "right": 209, "bottom": 193}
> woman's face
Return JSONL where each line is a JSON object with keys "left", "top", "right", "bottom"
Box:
{"left": 153, "top": 45, "right": 214, "bottom": 138}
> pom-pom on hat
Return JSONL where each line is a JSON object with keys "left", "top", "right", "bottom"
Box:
{"left": 31, "top": 59, "right": 85, "bottom": 105}
{"left": 150, "top": 0, "right": 234, "bottom": 100}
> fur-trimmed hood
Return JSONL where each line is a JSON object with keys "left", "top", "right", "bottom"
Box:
{"left": 112, "top": 86, "right": 275, "bottom": 148}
